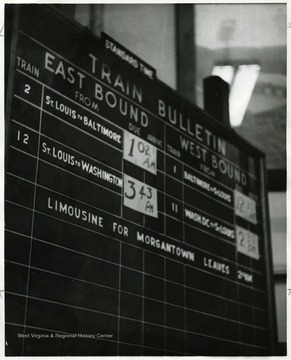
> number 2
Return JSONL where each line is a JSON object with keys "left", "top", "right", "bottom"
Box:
{"left": 17, "top": 130, "right": 29, "bottom": 145}
{"left": 24, "top": 84, "right": 31, "bottom": 94}
{"left": 237, "top": 229, "right": 245, "bottom": 247}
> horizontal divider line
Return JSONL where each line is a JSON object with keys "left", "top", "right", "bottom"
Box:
{"left": 6, "top": 291, "right": 268, "bottom": 348}
{"left": 15, "top": 63, "right": 259, "bottom": 181}
{"left": 4, "top": 238, "right": 266, "bottom": 313}
{"left": 5, "top": 192, "right": 266, "bottom": 285}
{"left": 5, "top": 165, "right": 265, "bottom": 276}
{"left": 13, "top": 91, "right": 261, "bottom": 205}
{"left": 5, "top": 190, "right": 266, "bottom": 284}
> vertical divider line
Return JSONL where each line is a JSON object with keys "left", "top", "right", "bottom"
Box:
{"left": 118, "top": 132, "right": 124, "bottom": 354}
{"left": 121, "top": 130, "right": 124, "bottom": 219}
{"left": 248, "top": 217, "right": 256, "bottom": 347}
{"left": 182, "top": 163, "right": 185, "bottom": 243}
{"left": 143, "top": 171, "right": 145, "bottom": 227}
{"left": 164, "top": 258, "right": 167, "bottom": 354}
{"left": 117, "top": 241, "right": 122, "bottom": 355}
{"left": 182, "top": 164, "right": 187, "bottom": 354}
{"left": 183, "top": 264, "right": 187, "bottom": 355}
{"left": 163, "top": 115, "right": 167, "bottom": 354}
{"left": 141, "top": 250, "right": 145, "bottom": 355}
{"left": 163, "top": 122, "right": 167, "bottom": 355}
{"left": 164, "top": 126, "right": 167, "bottom": 236}
{"left": 251, "top": 257, "right": 257, "bottom": 347}
{"left": 21, "top": 84, "right": 44, "bottom": 355}
{"left": 233, "top": 190, "right": 242, "bottom": 352}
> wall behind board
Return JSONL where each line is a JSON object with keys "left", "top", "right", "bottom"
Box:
{"left": 74, "top": 4, "right": 177, "bottom": 90}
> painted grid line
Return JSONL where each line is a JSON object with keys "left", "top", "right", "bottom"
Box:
{"left": 6, "top": 259, "right": 268, "bottom": 328}
{"left": 5, "top": 193, "right": 266, "bottom": 284}
{"left": 6, "top": 295, "right": 268, "bottom": 351}
{"left": 21, "top": 84, "right": 44, "bottom": 354}
{"left": 5, "top": 196, "right": 266, "bottom": 295}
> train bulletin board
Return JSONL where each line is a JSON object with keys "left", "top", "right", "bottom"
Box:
{"left": 5, "top": 4, "right": 277, "bottom": 356}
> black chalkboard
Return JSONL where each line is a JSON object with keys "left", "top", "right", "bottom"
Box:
{"left": 5, "top": 4, "right": 277, "bottom": 356}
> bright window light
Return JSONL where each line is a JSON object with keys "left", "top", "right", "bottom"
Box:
{"left": 211, "top": 64, "right": 260, "bottom": 127}
{"left": 211, "top": 65, "right": 235, "bottom": 85}
{"left": 229, "top": 64, "right": 260, "bottom": 127}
